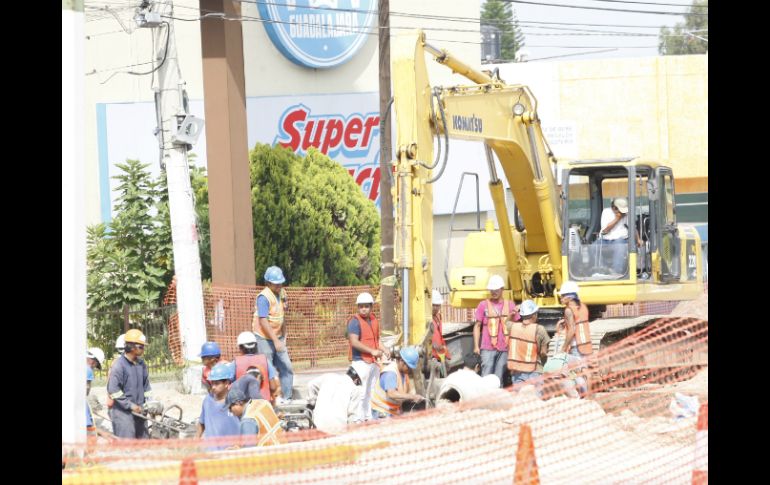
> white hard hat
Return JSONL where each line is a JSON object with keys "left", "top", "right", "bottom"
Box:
{"left": 115, "top": 334, "right": 126, "bottom": 351}
{"left": 432, "top": 290, "right": 444, "bottom": 305}
{"left": 519, "top": 300, "right": 539, "bottom": 317}
{"left": 87, "top": 347, "right": 105, "bottom": 367}
{"left": 356, "top": 292, "right": 375, "bottom": 305}
{"left": 487, "top": 275, "right": 505, "bottom": 290}
{"left": 237, "top": 331, "right": 258, "bottom": 346}
{"left": 558, "top": 280, "right": 580, "bottom": 296}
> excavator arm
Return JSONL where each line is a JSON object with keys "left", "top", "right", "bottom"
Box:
{"left": 391, "top": 30, "right": 563, "bottom": 348}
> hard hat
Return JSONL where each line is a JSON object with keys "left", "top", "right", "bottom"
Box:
{"left": 558, "top": 281, "right": 580, "bottom": 296}
{"left": 124, "top": 329, "right": 146, "bottom": 345}
{"left": 431, "top": 290, "right": 444, "bottom": 305}
{"left": 264, "top": 266, "right": 286, "bottom": 284}
{"left": 199, "top": 341, "right": 222, "bottom": 358}
{"left": 519, "top": 300, "right": 539, "bottom": 317}
{"left": 356, "top": 292, "right": 374, "bottom": 305}
{"left": 115, "top": 334, "right": 126, "bottom": 351}
{"left": 613, "top": 197, "right": 629, "bottom": 214}
{"left": 487, "top": 275, "right": 505, "bottom": 290}
{"left": 237, "top": 331, "right": 257, "bottom": 347}
{"left": 399, "top": 346, "right": 420, "bottom": 369}
{"left": 225, "top": 388, "right": 248, "bottom": 408}
{"left": 346, "top": 366, "right": 362, "bottom": 384}
{"left": 87, "top": 347, "right": 105, "bottom": 368}
{"left": 209, "top": 362, "right": 234, "bottom": 382}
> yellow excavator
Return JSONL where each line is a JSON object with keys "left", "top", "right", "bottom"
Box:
{"left": 388, "top": 31, "right": 704, "bottom": 377}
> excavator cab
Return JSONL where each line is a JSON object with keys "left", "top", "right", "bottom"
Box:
{"left": 562, "top": 159, "right": 682, "bottom": 285}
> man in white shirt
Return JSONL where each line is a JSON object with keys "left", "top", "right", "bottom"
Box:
{"left": 306, "top": 366, "right": 364, "bottom": 434}
{"left": 600, "top": 197, "right": 632, "bottom": 274}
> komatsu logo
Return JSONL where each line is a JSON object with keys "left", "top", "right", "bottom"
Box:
{"left": 452, "top": 114, "right": 483, "bottom": 133}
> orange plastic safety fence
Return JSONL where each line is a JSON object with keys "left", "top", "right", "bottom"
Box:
{"left": 64, "top": 316, "right": 707, "bottom": 484}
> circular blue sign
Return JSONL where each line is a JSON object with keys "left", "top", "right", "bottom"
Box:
{"left": 257, "top": 0, "right": 376, "bottom": 69}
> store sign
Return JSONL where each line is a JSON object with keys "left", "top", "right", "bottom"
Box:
{"left": 247, "top": 93, "right": 383, "bottom": 206}
{"left": 257, "top": 0, "right": 376, "bottom": 69}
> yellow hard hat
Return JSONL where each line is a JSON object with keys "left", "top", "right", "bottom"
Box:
{"left": 124, "top": 329, "right": 147, "bottom": 344}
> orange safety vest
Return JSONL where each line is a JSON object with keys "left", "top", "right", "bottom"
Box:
{"left": 255, "top": 287, "right": 286, "bottom": 339}
{"left": 242, "top": 399, "right": 285, "bottom": 446}
{"left": 565, "top": 303, "right": 592, "bottom": 355}
{"left": 347, "top": 313, "right": 380, "bottom": 363}
{"left": 235, "top": 354, "right": 271, "bottom": 401}
{"left": 431, "top": 313, "right": 451, "bottom": 360}
{"left": 485, "top": 299, "right": 514, "bottom": 350}
{"left": 507, "top": 322, "right": 539, "bottom": 372}
{"left": 370, "top": 362, "right": 409, "bottom": 416}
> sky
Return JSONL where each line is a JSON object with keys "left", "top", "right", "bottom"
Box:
{"left": 499, "top": 0, "right": 705, "bottom": 62}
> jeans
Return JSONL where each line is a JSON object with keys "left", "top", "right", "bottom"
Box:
{"left": 564, "top": 349, "right": 588, "bottom": 396}
{"left": 480, "top": 349, "right": 508, "bottom": 387}
{"left": 602, "top": 238, "right": 628, "bottom": 274}
{"left": 512, "top": 371, "right": 544, "bottom": 396}
{"left": 351, "top": 360, "right": 379, "bottom": 421}
{"left": 255, "top": 335, "right": 294, "bottom": 399}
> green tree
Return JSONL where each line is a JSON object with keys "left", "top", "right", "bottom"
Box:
{"left": 481, "top": 0, "right": 526, "bottom": 61}
{"left": 86, "top": 160, "right": 168, "bottom": 314}
{"left": 250, "top": 144, "right": 380, "bottom": 286}
{"left": 658, "top": 1, "right": 708, "bottom": 55}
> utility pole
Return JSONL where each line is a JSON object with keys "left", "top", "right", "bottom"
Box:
{"left": 378, "top": 0, "right": 395, "bottom": 332}
{"left": 138, "top": 1, "right": 207, "bottom": 364}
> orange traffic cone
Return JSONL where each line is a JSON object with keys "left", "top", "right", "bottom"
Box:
{"left": 179, "top": 457, "right": 198, "bottom": 485}
{"left": 691, "top": 403, "right": 708, "bottom": 484}
{"left": 514, "top": 424, "right": 540, "bottom": 485}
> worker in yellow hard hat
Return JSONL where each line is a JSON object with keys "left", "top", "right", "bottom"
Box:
{"left": 106, "top": 329, "right": 153, "bottom": 438}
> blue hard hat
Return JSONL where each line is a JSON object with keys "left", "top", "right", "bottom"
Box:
{"left": 225, "top": 388, "right": 248, "bottom": 408}
{"left": 264, "top": 266, "right": 286, "bottom": 284}
{"left": 200, "top": 341, "right": 221, "bottom": 358}
{"left": 519, "top": 299, "right": 539, "bottom": 317}
{"left": 209, "top": 362, "right": 234, "bottom": 382}
{"left": 399, "top": 346, "right": 420, "bottom": 369}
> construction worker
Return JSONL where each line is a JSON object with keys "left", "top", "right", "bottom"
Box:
{"left": 473, "top": 275, "right": 520, "bottom": 386}
{"left": 225, "top": 388, "right": 285, "bottom": 447}
{"left": 234, "top": 331, "right": 281, "bottom": 402}
{"left": 107, "top": 329, "right": 152, "bottom": 439}
{"left": 306, "top": 366, "right": 364, "bottom": 434}
{"left": 200, "top": 341, "right": 223, "bottom": 393}
{"left": 87, "top": 347, "right": 105, "bottom": 372}
{"left": 86, "top": 366, "right": 97, "bottom": 446}
{"left": 196, "top": 362, "right": 240, "bottom": 448}
{"left": 430, "top": 290, "right": 451, "bottom": 368}
{"left": 507, "top": 300, "right": 550, "bottom": 391}
{"left": 555, "top": 281, "right": 592, "bottom": 397}
{"left": 252, "top": 266, "right": 294, "bottom": 402}
{"left": 347, "top": 291, "right": 390, "bottom": 421}
{"left": 371, "top": 346, "right": 424, "bottom": 418}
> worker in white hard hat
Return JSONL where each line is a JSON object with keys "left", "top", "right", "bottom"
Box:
{"left": 507, "top": 300, "right": 550, "bottom": 393}
{"left": 347, "top": 291, "right": 390, "bottom": 421}
{"left": 430, "top": 290, "right": 451, "bottom": 368}
{"left": 555, "top": 281, "right": 592, "bottom": 398}
{"left": 233, "top": 331, "right": 282, "bottom": 404}
{"left": 472, "top": 275, "right": 520, "bottom": 387}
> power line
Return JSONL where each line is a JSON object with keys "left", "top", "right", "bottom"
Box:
{"left": 506, "top": 0, "right": 708, "bottom": 16}
{"left": 585, "top": 0, "right": 706, "bottom": 7}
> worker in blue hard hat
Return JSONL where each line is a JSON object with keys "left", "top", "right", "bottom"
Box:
{"left": 200, "top": 341, "right": 225, "bottom": 393}
{"left": 252, "top": 265, "right": 294, "bottom": 403}
{"left": 195, "top": 362, "right": 240, "bottom": 448}
{"left": 370, "top": 346, "right": 425, "bottom": 419}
